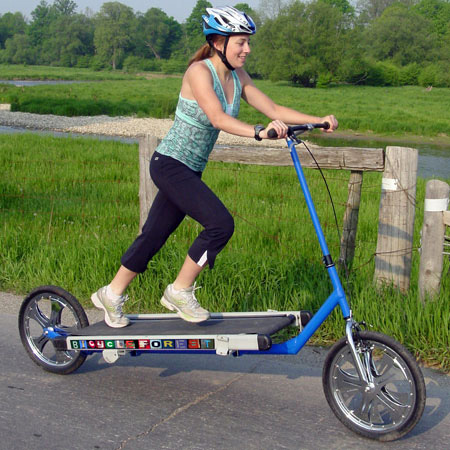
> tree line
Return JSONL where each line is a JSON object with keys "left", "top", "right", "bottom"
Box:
{"left": 1, "top": 0, "right": 449, "bottom": 87}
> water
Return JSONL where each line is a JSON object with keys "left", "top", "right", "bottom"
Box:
{"left": 0, "top": 125, "right": 448, "bottom": 180}
{"left": 0, "top": 125, "right": 138, "bottom": 144}
{"left": 308, "top": 135, "right": 449, "bottom": 180}
{"left": 0, "top": 80, "right": 85, "bottom": 87}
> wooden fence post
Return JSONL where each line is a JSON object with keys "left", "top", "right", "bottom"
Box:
{"left": 374, "top": 146, "right": 418, "bottom": 292}
{"left": 418, "top": 180, "right": 450, "bottom": 301}
{"left": 139, "top": 135, "right": 160, "bottom": 234}
{"left": 339, "top": 170, "right": 363, "bottom": 269}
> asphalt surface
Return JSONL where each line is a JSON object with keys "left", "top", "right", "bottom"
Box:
{"left": 1, "top": 291, "right": 449, "bottom": 450}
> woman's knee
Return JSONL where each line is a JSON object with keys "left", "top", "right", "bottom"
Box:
{"left": 214, "top": 210, "right": 234, "bottom": 243}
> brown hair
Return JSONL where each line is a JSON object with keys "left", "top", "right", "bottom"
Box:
{"left": 188, "top": 35, "right": 226, "bottom": 67}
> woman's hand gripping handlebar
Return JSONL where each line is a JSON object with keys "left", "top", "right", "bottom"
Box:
{"left": 267, "top": 122, "right": 330, "bottom": 139}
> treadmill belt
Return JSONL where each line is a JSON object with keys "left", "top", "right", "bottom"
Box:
{"left": 72, "top": 315, "right": 295, "bottom": 337}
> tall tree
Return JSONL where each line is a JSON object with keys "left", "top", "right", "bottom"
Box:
{"left": 250, "top": 0, "right": 355, "bottom": 86}
{"left": 42, "top": 13, "right": 94, "bottom": 66}
{"left": 414, "top": 0, "right": 450, "bottom": 36}
{"left": 28, "top": 0, "right": 58, "bottom": 46}
{"left": 356, "top": 0, "right": 418, "bottom": 24}
{"left": 257, "top": 0, "right": 287, "bottom": 22}
{"left": 184, "top": 0, "right": 212, "bottom": 55}
{"left": 94, "top": 2, "right": 135, "bottom": 69}
{"left": 364, "top": 2, "right": 437, "bottom": 65}
{"left": 4, "top": 33, "right": 36, "bottom": 64}
{"left": 136, "top": 8, "right": 181, "bottom": 59}
{"left": 53, "top": 0, "right": 77, "bottom": 16}
{"left": 0, "top": 12, "right": 27, "bottom": 49}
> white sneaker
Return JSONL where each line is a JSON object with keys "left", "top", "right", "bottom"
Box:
{"left": 161, "top": 284, "right": 210, "bottom": 323}
{"left": 91, "top": 286, "right": 130, "bottom": 328}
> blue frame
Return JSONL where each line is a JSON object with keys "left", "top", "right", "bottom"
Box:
{"left": 50, "top": 136, "right": 351, "bottom": 357}
{"left": 238, "top": 138, "right": 351, "bottom": 356}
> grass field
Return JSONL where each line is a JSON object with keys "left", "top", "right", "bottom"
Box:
{"left": 1, "top": 64, "right": 449, "bottom": 140}
{"left": 1, "top": 133, "right": 448, "bottom": 371}
{"left": 0, "top": 64, "right": 143, "bottom": 80}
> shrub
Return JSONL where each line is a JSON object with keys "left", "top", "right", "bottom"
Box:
{"left": 75, "top": 56, "right": 92, "bottom": 69}
{"left": 399, "top": 63, "right": 420, "bottom": 86}
{"left": 364, "top": 61, "right": 400, "bottom": 86}
{"left": 316, "top": 72, "right": 333, "bottom": 88}
{"left": 160, "top": 58, "right": 187, "bottom": 74}
{"left": 122, "top": 56, "right": 162, "bottom": 73}
{"left": 418, "top": 64, "right": 450, "bottom": 87}
{"left": 89, "top": 55, "right": 108, "bottom": 71}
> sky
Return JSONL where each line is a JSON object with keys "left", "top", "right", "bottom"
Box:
{"left": 0, "top": 0, "right": 264, "bottom": 23}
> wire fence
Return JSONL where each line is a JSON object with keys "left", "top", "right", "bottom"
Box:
{"left": 1, "top": 146, "right": 386, "bottom": 274}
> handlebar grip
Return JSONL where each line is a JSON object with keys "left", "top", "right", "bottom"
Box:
{"left": 267, "top": 128, "right": 278, "bottom": 139}
{"left": 267, "top": 122, "right": 329, "bottom": 139}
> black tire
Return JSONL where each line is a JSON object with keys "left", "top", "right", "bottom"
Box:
{"left": 18, "top": 286, "right": 89, "bottom": 375}
{"left": 322, "top": 331, "right": 426, "bottom": 442}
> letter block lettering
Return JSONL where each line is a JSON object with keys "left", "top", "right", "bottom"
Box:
{"left": 163, "top": 340, "right": 175, "bottom": 349}
{"left": 188, "top": 339, "right": 200, "bottom": 349}
{"left": 201, "top": 339, "right": 214, "bottom": 349}
{"left": 175, "top": 339, "right": 187, "bottom": 349}
{"left": 139, "top": 340, "right": 150, "bottom": 349}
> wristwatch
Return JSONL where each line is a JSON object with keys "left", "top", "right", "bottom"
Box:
{"left": 254, "top": 124, "right": 265, "bottom": 141}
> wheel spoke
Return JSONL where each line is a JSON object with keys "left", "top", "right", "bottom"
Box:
{"left": 372, "top": 352, "right": 393, "bottom": 377}
{"left": 378, "top": 387, "right": 411, "bottom": 410}
{"left": 49, "top": 298, "right": 64, "bottom": 326}
{"left": 28, "top": 302, "right": 51, "bottom": 329}
{"left": 367, "top": 402, "right": 384, "bottom": 425}
{"left": 353, "top": 395, "right": 373, "bottom": 423}
{"left": 54, "top": 350, "right": 71, "bottom": 364}
{"left": 335, "top": 368, "right": 363, "bottom": 392}
{"left": 32, "top": 334, "right": 49, "bottom": 353}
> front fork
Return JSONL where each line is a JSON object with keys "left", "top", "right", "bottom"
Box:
{"left": 345, "top": 319, "right": 372, "bottom": 385}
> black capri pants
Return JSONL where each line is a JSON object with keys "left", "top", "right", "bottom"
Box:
{"left": 121, "top": 152, "right": 235, "bottom": 273}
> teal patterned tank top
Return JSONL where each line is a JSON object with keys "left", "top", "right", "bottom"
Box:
{"left": 156, "top": 59, "right": 242, "bottom": 172}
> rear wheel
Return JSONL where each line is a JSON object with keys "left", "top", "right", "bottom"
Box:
{"left": 18, "top": 286, "right": 89, "bottom": 374}
{"left": 322, "top": 331, "right": 426, "bottom": 441}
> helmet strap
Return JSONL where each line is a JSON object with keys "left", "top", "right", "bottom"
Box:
{"left": 206, "top": 35, "right": 235, "bottom": 71}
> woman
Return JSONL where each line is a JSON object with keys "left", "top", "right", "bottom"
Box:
{"left": 91, "top": 6, "right": 338, "bottom": 328}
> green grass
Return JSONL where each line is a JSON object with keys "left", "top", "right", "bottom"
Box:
{"left": 239, "top": 82, "right": 450, "bottom": 138}
{"left": 0, "top": 79, "right": 181, "bottom": 117}
{"left": 0, "top": 64, "right": 449, "bottom": 139}
{"left": 0, "top": 64, "right": 145, "bottom": 81}
{"left": 1, "top": 133, "right": 448, "bottom": 371}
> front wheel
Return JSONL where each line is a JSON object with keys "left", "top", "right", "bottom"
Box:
{"left": 322, "top": 331, "right": 426, "bottom": 441}
{"left": 18, "top": 286, "right": 89, "bottom": 375}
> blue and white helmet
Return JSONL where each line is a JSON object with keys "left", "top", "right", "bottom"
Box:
{"left": 202, "top": 6, "right": 256, "bottom": 37}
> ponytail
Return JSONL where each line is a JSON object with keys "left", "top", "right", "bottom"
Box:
{"left": 187, "top": 35, "right": 226, "bottom": 67}
{"left": 188, "top": 43, "right": 213, "bottom": 67}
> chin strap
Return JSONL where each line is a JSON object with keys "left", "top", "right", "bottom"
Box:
{"left": 206, "top": 36, "right": 235, "bottom": 71}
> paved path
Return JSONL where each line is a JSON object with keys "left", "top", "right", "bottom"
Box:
{"left": 1, "top": 291, "right": 449, "bottom": 449}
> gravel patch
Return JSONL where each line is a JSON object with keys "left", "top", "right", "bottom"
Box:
{"left": 0, "top": 110, "right": 285, "bottom": 147}
{"left": 0, "top": 110, "right": 130, "bottom": 130}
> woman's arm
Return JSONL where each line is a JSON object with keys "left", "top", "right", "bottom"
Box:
{"left": 184, "top": 62, "right": 259, "bottom": 138}
{"left": 239, "top": 69, "right": 338, "bottom": 133}
{"left": 183, "top": 62, "right": 336, "bottom": 140}
{"left": 184, "top": 63, "right": 289, "bottom": 139}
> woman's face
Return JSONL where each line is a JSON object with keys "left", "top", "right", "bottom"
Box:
{"left": 222, "top": 35, "right": 251, "bottom": 68}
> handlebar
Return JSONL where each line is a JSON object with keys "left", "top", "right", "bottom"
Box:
{"left": 267, "top": 122, "right": 330, "bottom": 139}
